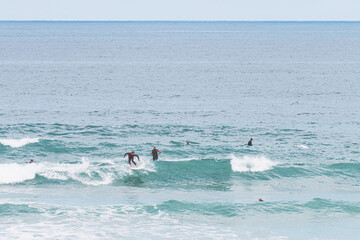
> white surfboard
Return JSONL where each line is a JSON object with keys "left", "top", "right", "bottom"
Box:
{"left": 130, "top": 165, "right": 144, "bottom": 170}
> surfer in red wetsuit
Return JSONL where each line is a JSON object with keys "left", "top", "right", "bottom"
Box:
{"left": 151, "top": 146, "right": 163, "bottom": 161}
{"left": 123, "top": 151, "right": 140, "bottom": 166}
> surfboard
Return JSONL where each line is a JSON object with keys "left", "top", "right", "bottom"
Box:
{"left": 130, "top": 165, "right": 143, "bottom": 170}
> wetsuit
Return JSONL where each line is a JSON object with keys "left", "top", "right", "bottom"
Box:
{"left": 248, "top": 140, "right": 252, "bottom": 146}
{"left": 124, "top": 152, "right": 139, "bottom": 166}
{"left": 152, "top": 149, "right": 161, "bottom": 161}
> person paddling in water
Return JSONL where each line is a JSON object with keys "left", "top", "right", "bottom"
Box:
{"left": 151, "top": 146, "right": 163, "bottom": 161}
{"left": 248, "top": 138, "right": 253, "bottom": 146}
{"left": 123, "top": 151, "right": 140, "bottom": 167}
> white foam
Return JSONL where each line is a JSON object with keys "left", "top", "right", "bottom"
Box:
{"left": 0, "top": 137, "right": 39, "bottom": 148}
{"left": 0, "top": 163, "right": 38, "bottom": 184}
{"left": 298, "top": 144, "right": 309, "bottom": 149}
{"left": 0, "top": 158, "right": 149, "bottom": 185}
{"left": 230, "top": 155, "right": 277, "bottom": 172}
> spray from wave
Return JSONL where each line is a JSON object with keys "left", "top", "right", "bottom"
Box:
{"left": 0, "top": 158, "right": 155, "bottom": 185}
{"left": 230, "top": 155, "right": 277, "bottom": 172}
{"left": 0, "top": 138, "right": 39, "bottom": 148}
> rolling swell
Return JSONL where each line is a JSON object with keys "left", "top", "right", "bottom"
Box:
{"left": 143, "top": 198, "right": 360, "bottom": 216}
{"left": 2, "top": 198, "right": 359, "bottom": 219}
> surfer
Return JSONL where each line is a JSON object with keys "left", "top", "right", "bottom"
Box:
{"left": 25, "top": 159, "right": 34, "bottom": 164}
{"left": 247, "top": 138, "right": 253, "bottom": 146}
{"left": 123, "top": 151, "right": 140, "bottom": 166}
{"left": 151, "top": 146, "right": 163, "bottom": 161}
{"left": 186, "top": 142, "right": 190, "bottom": 145}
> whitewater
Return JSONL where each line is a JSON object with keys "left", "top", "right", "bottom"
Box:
{"left": 0, "top": 137, "right": 39, "bottom": 148}
{"left": 1, "top": 22, "right": 360, "bottom": 240}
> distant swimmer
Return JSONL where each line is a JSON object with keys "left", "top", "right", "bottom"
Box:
{"left": 259, "top": 198, "right": 263, "bottom": 202}
{"left": 186, "top": 142, "right": 190, "bottom": 145}
{"left": 248, "top": 138, "right": 253, "bottom": 146}
{"left": 151, "top": 146, "right": 163, "bottom": 161}
{"left": 123, "top": 151, "right": 140, "bottom": 166}
{"left": 25, "top": 159, "right": 34, "bottom": 164}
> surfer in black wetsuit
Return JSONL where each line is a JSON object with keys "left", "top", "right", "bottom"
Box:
{"left": 123, "top": 151, "right": 140, "bottom": 166}
{"left": 248, "top": 138, "right": 253, "bottom": 146}
{"left": 151, "top": 146, "right": 163, "bottom": 161}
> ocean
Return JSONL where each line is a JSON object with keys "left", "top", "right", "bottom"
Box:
{"left": 0, "top": 21, "right": 359, "bottom": 239}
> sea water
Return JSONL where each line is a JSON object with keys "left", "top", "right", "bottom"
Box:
{"left": 0, "top": 22, "right": 359, "bottom": 239}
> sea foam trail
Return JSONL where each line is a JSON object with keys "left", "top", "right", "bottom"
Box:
{"left": 0, "top": 138, "right": 39, "bottom": 148}
{"left": 0, "top": 158, "right": 146, "bottom": 185}
{"left": 230, "top": 155, "right": 277, "bottom": 172}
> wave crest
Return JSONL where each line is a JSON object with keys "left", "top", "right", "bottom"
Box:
{"left": 230, "top": 155, "right": 277, "bottom": 172}
{"left": 0, "top": 158, "right": 154, "bottom": 185}
{"left": 0, "top": 138, "right": 39, "bottom": 148}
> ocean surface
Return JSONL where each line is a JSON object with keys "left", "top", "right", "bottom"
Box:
{"left": 0, "top": 21, "right": 360, "bottom": 239}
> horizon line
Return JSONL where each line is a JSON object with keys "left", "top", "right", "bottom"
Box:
{"left": 1, "top": 20, "right": 360, "bottom": 22}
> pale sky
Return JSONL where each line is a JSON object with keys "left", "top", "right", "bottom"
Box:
{"left": 0, "top": 0, "right": 359, "bottom": 21}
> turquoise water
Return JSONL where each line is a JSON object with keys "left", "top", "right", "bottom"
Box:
{"left": 0, "top": 22, "right": 360, "bottom": 239}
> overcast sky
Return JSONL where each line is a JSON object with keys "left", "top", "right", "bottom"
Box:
{"left": 0, "top": 0, "right": 359, "bottom": 21}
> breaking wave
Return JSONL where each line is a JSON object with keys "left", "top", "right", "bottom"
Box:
{"left": 230, "top": 155, "right": 278, "bottom": 172}
{"left": 0, "top": 138, "right": 39, "bottom": 148}
{"left": 0, "top": 158, "right": 154, "bottom": 185}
